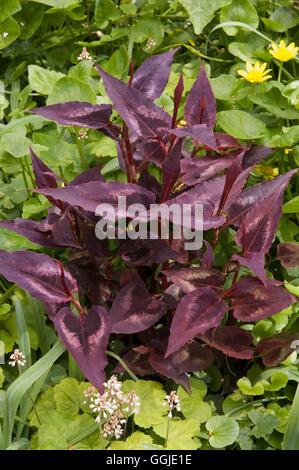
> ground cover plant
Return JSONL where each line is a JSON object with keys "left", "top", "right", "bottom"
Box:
{"left": 0, "top": 0, "right": 299, "bottom": 451}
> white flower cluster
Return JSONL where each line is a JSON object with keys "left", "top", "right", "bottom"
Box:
{"left": 8, "top": 349, "right": 26, "bottom": 368}
{"left": 84, "top": 375, "right": 140, "bottom": 440}
{"left": 77, "top": 47, "right": 92, "bottom": 61}
{"left": 164, "top": 390, "right": 181, "bottom": 418}
{"left": 145, "top": 37, "right": 157, "bottom": 51}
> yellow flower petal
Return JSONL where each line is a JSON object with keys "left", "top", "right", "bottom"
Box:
{"left": 246, "top": 62, "right": 253, "bottom": 72}
{"left": 237, "top": 69, "right": 247, "bottom": 78}
{"left": 260, "top": 75, "right": 272, "bottom": 82}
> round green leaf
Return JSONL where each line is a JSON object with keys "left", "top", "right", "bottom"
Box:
{"left": 47, "top": 77, "right": 97, "bottom": 105}
{"left": 206, "top": 416, "right": 239, "bottom": 448}
{"left": 0, "top": 18, "right": 20, "bottom": 50}
{"left": 0, "top": 0, "right": 21, "bottom": 23}
{"left": 220, "top": 0, "right": 259, "bottom": 36}
{"left": 217, "top": 110, "right": 266, "bottom": 139}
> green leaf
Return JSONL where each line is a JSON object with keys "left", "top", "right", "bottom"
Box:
{"left": 47, "top": 77, "right": 97, "bottom": 105}
{"left": 2, "top": 340, "right": 65, "bottom": 449}
{"left": 132, "top": 18, "right": 164, "bottom": 50}
{"left": 0, "top": 228, "right": 39, "bottom": 252}
{"left": 153, "top": 418, "right": 200, "bottom": 450}
{"left": 0, "top": 18, "right": 20, "bottom": 50}
{"left": 53, "top": 378, "right": 82, "bottom": 419}
{"left": 28, "top": 65, "right": 64, "bottom": 95}
{"left": 122, "top": 380, "right": 166, "bottom": 429}
{"left": 15, "top": 3, "right": 45, "bottom": 40}
{"left": 0, "top": 368, "right": 4, "bottom": 389}
{"left": 261, "top": 7, "right": 299, "bottom": 33}
{"left": 269, "top": 125, "right": 299, "bottom": 147}
{"left": 222, "top": 391, "right": 249, "bottom": 418}
{"left": 94, "top": 0, "right": 121, "bottom": 29}
{"left": 277, "top": 216, "right": 299, "bottom": 242}
{"left": 283, "top": 196, "right": 299, "bottom": 214}
{"left": 248, "top": 409, "right": 279, "bottom": 439}
{"left": 110, "top": 431, "right": 153, "bottom": 450}
{"left": 0, "top": 0, "right": 21, "bottom": 23}
{"left": 102, "top": 45, "right": 128, "bottom": 79}
{"left": 228, "top": 42, "right": 256, "bottom": 62}
{"left": 69, "top": 61, "right": 93, "bottom": 82}
{"left": 285, "top": 282, "right": 299, "bottom": 298}
{"left": 178, "top": 378, "right": 212, "bottom": 424}
{"left": 178, "top": 0, "right": 232, "bottom": 35}
{"left": 206, "top": 416, "right": 239, "bottom": 448}
{"left": 217, "top": 110, "right": 266, "bottom": 139}
{"left": 1, "top": 133, "right": 31, "bottom": 158}
{"left": 30, "top": 0, "right": 79, "bottom": 7}
{"left": 220, "top": 0, "right": 259, "bottom": 36}
{"left": 237, "top": 377, "right": 268, "bottom": 396}
{"left": 283, "top": 382, "right": 299, "bottom": 449}
{"left": 211, "top": 74, "right": 239, "bottom": 100}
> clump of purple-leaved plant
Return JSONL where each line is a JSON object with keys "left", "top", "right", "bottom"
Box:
{"left": 0, "top": 49, "right": 298, "bottom": 392}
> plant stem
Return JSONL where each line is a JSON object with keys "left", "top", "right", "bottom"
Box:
{"left": 99, "top": 420, "right": 105, "bottom": 450}
{"left": 164, "top": 417, "right": 170, "bottom": 448}
{"left": 278, "top": 61, "right": 283, "bottom": 82}
{"left": 106, "top": 351, "right": 138, "bottom": 381}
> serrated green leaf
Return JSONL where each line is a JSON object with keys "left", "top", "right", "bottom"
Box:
{"left": 47, "top": 77, "right": 97, "bottom": 105}
{"left": 28, "top": 65, "right": 64, "bottom": 95}
{"left": 110, "top": 431, "right": 153, "bottom": 450}
{"left": 178, "top": 0, "right": 232, "bottom": 35}
{"left": 220, "top": 0, "right": 259, "bottom": 36}
{"left": 153, "top": 418, "right": 200, "bottom": 450}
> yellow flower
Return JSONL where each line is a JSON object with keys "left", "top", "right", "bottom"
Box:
{"left": 284, "top": 148, "right": 292, "bottom": 155}
{"left": 255, "top": 165, "right": 279, "bottom": 179}
{"left": 269, "top": 40, "right": 299, "bottom": 62}
{"left": 237, "top": 62, "right": 272, "bottom": 83}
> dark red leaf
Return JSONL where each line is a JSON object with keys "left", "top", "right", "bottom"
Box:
{"left": 110, "top": 279, "right": 167, "bottom": 334}
{"left": 97, "top": 66, "right": 171, "bottom": 139}
{"left": 0, "top": 250, "right": 77, "bottom": 304}
{"left": 184, "top": 64, "right": 216, "bottom": 128}
{"left": 163, "top": 266, "right": 225, "bottom": 293}
{"left": 0, "top": 219, "right": 58, "bottom": 248}
{"left": 227, "top": 277, "right": 296, "bottom": 322}
{"left": 132, "top": 48, "right": 178, "bottom": 100}
{"left": 256, "top": 332, "right": 299, "bottom": 367}
{"left": 277, "top": 242, "right": 299, "bottom": 268}
{"left": 166, "top": 287, "right": 226, "bottom": 356}
{"left": 232, "top": 252, "right": 267, "bottom": 287}
{"left": 181, "top": 155, "right": 234, "bottom": 186}
{"left": 30, "top": 148, "right": 58, "bottom": 189}
{"left": 167, "top": 124, "right": 217, "bottom": 150}
{"left": 149, "top": 350, "right": 190, "bottom": 391}
{"left": 120, "top": 239, "right": 177, "bottom": 266}
{"left": 54, "top": 306, "right": 111, "bottom": 392}
{"left": 206, "top": 326, "right": 254, "bottom": 360}
{"left": 30, "top": 102, "right": 112, "bottom": 129}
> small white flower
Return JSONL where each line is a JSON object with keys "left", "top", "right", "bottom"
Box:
{"left": 77, "top": 47, "right": 92, "bottom": 61}
{"left": 3, "top": 32, "right": 9, "bottom": 39}
{"left": 145, "top": 37, "right": 157, "bottom": 51}
{"left": 9, "top": 349, "right": 26, "bottom": 368}
{"left": 164, "top": 391, "right": 180, "bottom": 419}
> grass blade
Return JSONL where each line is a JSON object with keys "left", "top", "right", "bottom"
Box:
{"left": 282, "top": 382, "right": 299, "bottom": 450}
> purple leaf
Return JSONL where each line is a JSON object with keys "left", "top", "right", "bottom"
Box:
{"left": 172, "top": 73, "right": 184, "bottom": 128}
{"left": 167, "top": 124, "right": 217, "bottom": 150}
{"left": 30, "top": 102, "right": 113, "bottom": 129}
{"left": 205, "top": 326, "right": 253, "bottom": 360}
{"left": 30, "top": 148, "right": 58, "bottom": 189}
{"left": 226, "top": 169, "right": 297, "bottom": 227}
{"left": 149, "top": 350, "right": 190, "bottom": 391}
{"left": 115, "top": 346, "right": 154, "bottom": 377}
{"left": 136, "top": 140, "right": 167, "bottom": 167}
{"left": 120, "top": 239, "right": 177, "bottom": 266}
{"left": 227, "top": 277, "right": 296, "bottom": 322}
{"left": 132, "top": 48, "right": 178, "bottom": 100}
{"left": 218, "top": 149, "right": 251, "bottom": 212}
{"left": 173, "top": 341, "right": 214, "bottom": 374}
{"left": 165, "top": 287, "right": 226, "bottom": 357}
{"left": 167, "top": 176, "right": 226, "bottom": 230}
{"left": 256, "top": 333, "right": 299, "bottom": 367}
{"left": 163, "top": 266, "right": 225, "bottom": 293}
{"left": 70, "top": 165, "right": 104, "bottom": 185}
{"left": 201, "top": 241, "right": 214, "bottom": 269}
{"left": 215, "top": 133, "right": 242, "bottom": 149}
{"left": 0, "top": 219, "right": 58, "bottom": 248}
{"left": 35, "top": 181, "right": 156, "bottom": 213}
{"left": 51, "top": 208, "right": 81, "bottom": 248}
{"left": 54, "top": 306, "right": 111, "bottom": 392}
{"left": 242, "top": 145, "right": 275, "bottom": 169}
{"left": 232, "top": 252, "right": 267, "bottom": 287}
{"left": 235, "top": 192, "right": 283, "bottom": 255}
{"left": 184, "top": 64, "right": 216, "bottom": 128}
{"left": 97, "top": 66, "right": 171, "bottom": 139}
{"left": 110, "top": 279, "right": 167, "bottom": 334}
{"left": 277, "top": 242, "right": 299, "bottom": 268}
{"left": 0, "top": 250, "right": 77, "bottom": 304}
{"left": 181, "top": 155, "right": 234, "bottom": 186}
{"left": 162, "top": 140, "right": 182, "bottom": 197}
